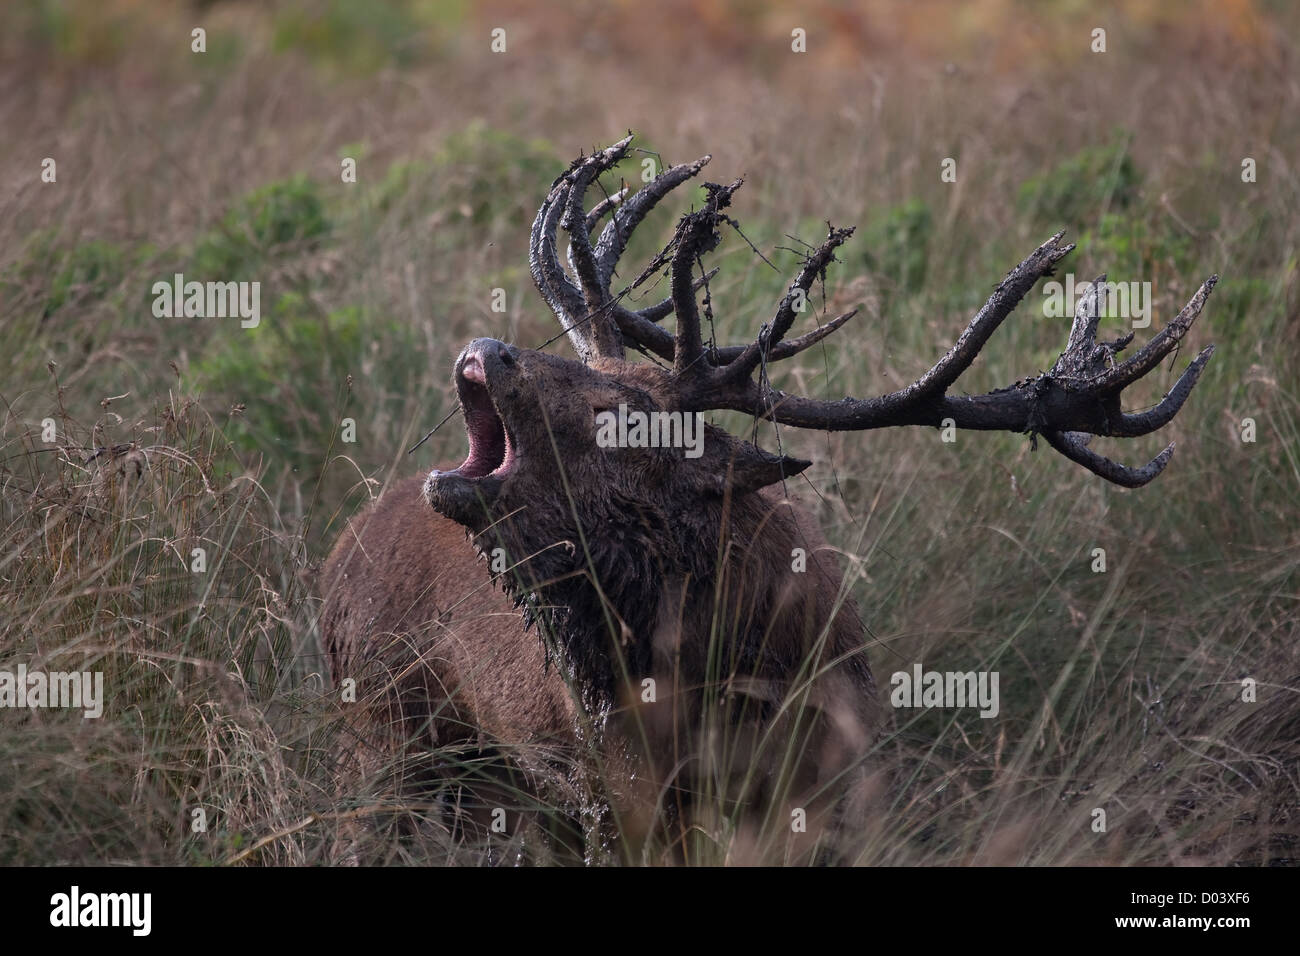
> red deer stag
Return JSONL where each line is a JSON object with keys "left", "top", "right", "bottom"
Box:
{"left": 322, "top": 134, "right": 1216, "bottom": 861}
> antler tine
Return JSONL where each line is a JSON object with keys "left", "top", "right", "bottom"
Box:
{"left": 718, "top": 225, "right": 856, "bottom": 385}
{"left": 1060, "top": 275, "right": 1218, "bottom": 394}
{"left": 618, "top": 301, "right": 856, "bottom": 366}
{"left": 672, "top": 179, "right": 743, "bottom": 376}
{"left": 609, "top": 269, "right": 718, "bottom": 363}
{"left": 595, "top": 154, "right": 717, "bottom": 360}
{"left": 560, "top": 137, "right": 634, "bottom": 358}
{"left": 1113, "top": 345, "right": 1215, "bottom": 436}
{"left": 882, "top": 230, "right": 1074, "bottom": 408}
{"left": 595, "top": 155, "right": 712, "bottom": 286}
{"left": 714, "top": 309, "right": 859, "bottom": 364}
{"left": 584, "top": 187, "right": 628, "bottom": 234}
{"left": 1064, "top": 273, "right": 1107, "bottom": 353}
{"left": 529, "top": 137, "right": 634, "bottom": 361}
{"left": 530, "top": 177, "right": 595, "bottom": 360}
{"left": 1044, "top": 431, "right": 1175, "bottom": 488}
{"left": 610, "top": 307, "right": 676, "bottom": 361}
{"left": 638, "top": 269, "right": 718, "bottom": 323}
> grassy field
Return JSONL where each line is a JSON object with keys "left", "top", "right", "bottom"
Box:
{"left": 0, "top": 0, "right": 1296, "bottom": 865}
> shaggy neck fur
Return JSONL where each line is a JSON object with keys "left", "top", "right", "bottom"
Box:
{"left": 472, "top": 485, "right": 868, "bottom": 719}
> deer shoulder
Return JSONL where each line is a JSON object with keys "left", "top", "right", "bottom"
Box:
{"left": 322, "top": 476, "right": 575, "bottom": 749}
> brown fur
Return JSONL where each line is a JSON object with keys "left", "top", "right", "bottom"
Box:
{"left": 322, "top": 475, "right": 576, "bottom": 852}
{"left": 322, "top": 342, "right": 880, "bottom": 860}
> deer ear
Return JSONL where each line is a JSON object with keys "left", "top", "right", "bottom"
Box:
{"left": 726, "top": 449, "right": 812, "bottom": 495}
{"left": 687, "top": 426, "right": 811, "bottom": 496}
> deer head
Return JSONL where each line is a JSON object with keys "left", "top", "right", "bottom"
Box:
{"left": 423, "top": 134, "right": 1216, "bottom": 715}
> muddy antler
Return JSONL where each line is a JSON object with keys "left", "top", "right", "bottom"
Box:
{"left": 534, "top": 135, "right": 1216, "bottom": 487}
{"left": 529, "top": 133, "right": 714, "bottom": 362}
{"left": 531, "top": 137, "right": 856, "bottom": 367}
{"left": 662, "top": 209, "right": 1216, "bottom": 487}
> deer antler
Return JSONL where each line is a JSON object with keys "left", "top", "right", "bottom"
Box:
{"left": 529, "top": 133, "right": 714, "bottom": 363}
{"left": 660, "top": 208, "right": 1215, "bottom": 487}
{"left": 532, "top": 135, "right": 1216, "bottom": 487}
{"left": 531, "top": 143, "right": 857, "bottom": 367}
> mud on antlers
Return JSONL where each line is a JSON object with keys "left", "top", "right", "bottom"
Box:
{"left": 531, "top": 134, "right": 1217, "bottom": 487}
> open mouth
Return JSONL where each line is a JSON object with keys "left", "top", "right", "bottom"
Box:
{"left": 449, "top": 354, "right": 516, "bottom": 480}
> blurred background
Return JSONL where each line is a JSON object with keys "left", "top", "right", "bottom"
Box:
{"left": 0, "top": 0, "right": 1296, "bottom": 865}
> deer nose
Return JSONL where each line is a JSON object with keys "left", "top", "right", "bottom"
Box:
{"left": 465, "top": 338, "right": 516, "bottom": 360}
{"left": 461, "top": 338, "right": 519, "bottom": 381}
{"left": 460, "top": 338, "right": 509, "bottom": 364}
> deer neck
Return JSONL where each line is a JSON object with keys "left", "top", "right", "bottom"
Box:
{"left": 476, "top": 489, "right": 810, "bottom": 716}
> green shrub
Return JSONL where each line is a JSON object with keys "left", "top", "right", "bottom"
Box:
{"left": 860, "top": 198, "right": 932, "bottom": 296}
{"left": 0, "top": 233, "right": 142, "bottom": 322}
{"left": 192, "top": 177, "right": 330, "bottom": 280}
{"left": 1075, "top": 210, "right": 1193, "bottom": 281}
{"left": 192, "top": 292, "right": 422, "bottom": 483}
{"left": 1018, "top": 134, "right": 1140, "bottom": 226}
{"left": 431, "top": 121, "right": 562, "bottom": 226}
